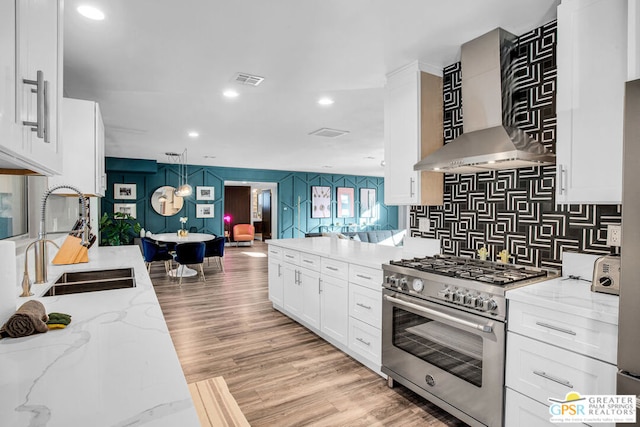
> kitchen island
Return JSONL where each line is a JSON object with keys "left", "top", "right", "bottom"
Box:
{"left": 0, "top": 245, "right": 199, "bottom": 427}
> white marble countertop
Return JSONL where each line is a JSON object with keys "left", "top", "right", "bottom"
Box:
{"left": 0, "top": 245, "right": 200, "bottom": 427}
{"left": 507, "top": 276, "right": 619, "bottom": 325}
{"left": 267, "top": 236, "right": 401, "bottom": 269}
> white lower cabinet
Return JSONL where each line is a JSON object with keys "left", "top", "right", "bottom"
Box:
{"left": 320, "top": 274, "right": 348, "bottom": 345}
{"left": 506, "top": 295, "right": 618, "bottom": 427}
{"left": 267, "top": 244, "right": 385, "bottom": 377}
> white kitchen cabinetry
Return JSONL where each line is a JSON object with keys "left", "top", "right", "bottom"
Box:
{"left": 556, "top": 0, "right": 627, "bottom": 204}
{"left": 267, "top": 243, "right": 386, "bottom": 377}
{"left": 0, "top": 0, "right": 62, "bottom": 175}
{"left": 50, "top": 98, "right": 106, "bottom": 196}
{"left": 384, "top": 62, "right": 443, "bottom": 206}
{"left": 320, "top": 261, "right": 349, "bottom": 346}
{"left": 267, "top": 247, "right": 284, "bottom": 308}
{"left": 505, "top": 299, "right": 617, "bottom": 427}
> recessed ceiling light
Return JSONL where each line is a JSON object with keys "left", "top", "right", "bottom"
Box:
{"left": 203, "top": 155, "right": 216, "bottom": 159}
{"left": 188, "top": 131, "right": 199, "bottom": 138}
{"left": 322, "top": 165, "right": 333, "bottom": 169}
{"left": 318, "top": 97, "right": 334, "bottom": 106}
{"left": 380, "top": 160, "right": 386, "bottom": 167}
{"left": 223, "top": 89, "right": 239, "bottom": 98}
{"left": 364, "top": 156, "right": 375, "bottom": 160}
{"left": 77, "top": 5, "right": 105, "bottom": 20}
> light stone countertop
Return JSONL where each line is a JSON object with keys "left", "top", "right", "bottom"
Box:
{"left": 506, "top": 276, "right": 619, "bottom": 325}
{"left": 266, "top": 236, "right": 441, "bottom": 269}
{"left": 0, "top": 245, "right": 200, "bottom": 427}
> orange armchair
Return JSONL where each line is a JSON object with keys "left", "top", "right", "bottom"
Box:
{"left": 233, "top": 224, "right": 255, "bottom": 246}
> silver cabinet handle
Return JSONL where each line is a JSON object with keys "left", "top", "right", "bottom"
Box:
{"left": 410, "top": 177, "right": 415, "bottom": 197}
{"left": 23, "top": 70, "right": 48, "bottom": 141}
{"left": 326, "top": 266, "right": 339, "bottom": 271}
{"left": 277, "top": 264, "right": 282, "bottom": 277}
{"left": 384, "top": 294, "right": 493, "bottom": 333}
{"left": 286, "top": 254, "right": 296, "bottom": 259}
{"left": 356, "top": 274, "right": 372, "bottom": 280}
{"left": 535, "top": 321, "right": 576, "bottom": 336}
{"left": 319, "top": 278, "right": 322, "bottom": 294}
{"left": 302, "top": 259, "right": 314, "bottom": 264}
{"left": 533, "top": 370, "right": 573, "bottom": 388}
{"left": 356, "top": 302, "right": 372, "bottom": 310}
{"left": 356, "top": 337, "right": 371, "bottom": 346}
{"left": 558, "top": 165, "right": 566, "bottom": 195}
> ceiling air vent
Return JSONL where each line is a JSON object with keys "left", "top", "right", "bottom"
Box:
{"left": 234, "top": 72, "right": 264, "bottom": 86}
{"left": 309, "top": 128, "right": 350, "bottom": 138}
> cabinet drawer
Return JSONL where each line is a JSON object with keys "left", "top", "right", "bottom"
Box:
{"left": 283, "top": 249, "right": 300, "bottom": 264}
{"left": 349, "top": 283, "right": 381, "bottom": 328}
{"left": 349, "top": 265, "right": 382, "bottom": 290}
{"left": 299, "top": 252, "right": 321, "bottom": 271}
{"left": 321, "top": 258, "right": 348, "bottom": 280}
{"left": 267, "top": 246, "right": 283, "bottom": 260}
{"left": 508, "top": 300, "right": 617, "bottom": 364}
{"left": 506, "top": 333, "right": 617, "bottom": 406}
{"left": 349, "top": 317, "right": 381, "bottom": 366}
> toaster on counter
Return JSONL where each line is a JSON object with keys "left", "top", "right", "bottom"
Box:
{"left": 591, "top": 255, "right": 620, "bottom": 295}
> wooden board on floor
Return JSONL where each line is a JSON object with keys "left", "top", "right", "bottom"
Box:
{"left": 189, "top": 376, "right": 250, "bottom": 427}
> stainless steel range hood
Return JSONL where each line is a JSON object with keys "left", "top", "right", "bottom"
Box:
{"left": 414, "top": 28, "right": 555, "bottom": 173}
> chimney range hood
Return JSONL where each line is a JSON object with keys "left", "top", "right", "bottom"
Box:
{"left": 414, "top": 28, "right": 555, "bottom": 174}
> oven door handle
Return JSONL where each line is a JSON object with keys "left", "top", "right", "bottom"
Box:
{"left": 384, "top": 295, "right": 493, "bottom": 333}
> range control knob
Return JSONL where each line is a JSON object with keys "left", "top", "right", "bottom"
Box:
{"left": 475, "top": 297, "right": 485, "bottom": 309}
{"left": 412, "top": 278, "right": 424, "bottom": 292}
{"left": 453, "top": 291, "right": 463, "bottom": 303}
{"left": 399, "top": 278, "right": 408, "bottom": 290}
{"left": 599, "top": 276, "right": 613, "bottom": 287}
{"left": 387, "top": 276, "right": 398, "bottom": 286}
{"left": 482, "top": 299, "right": 498, "bottom": 311}
{"left": 463, "top": 294, "right": 474, "bottom": 306}
{"left": 441, "top": 288, "right": 453, "bottom": 301}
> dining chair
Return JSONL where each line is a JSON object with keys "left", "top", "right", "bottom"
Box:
{"left": 173, "top": 241, "right": 206, "bottom": 285}
{"left": 204, "top": 236, "right": 225, "bottom": 272}
{"left": 141, "top": 237, "right": 173, "bottom": 274}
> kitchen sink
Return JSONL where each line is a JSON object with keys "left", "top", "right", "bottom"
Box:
{"left": 43, "top": 268, "right": 136, "bottom": 297}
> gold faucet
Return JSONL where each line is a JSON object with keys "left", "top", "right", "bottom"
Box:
{"left": 20, "top": 185, "right": 88, "bottom": 297}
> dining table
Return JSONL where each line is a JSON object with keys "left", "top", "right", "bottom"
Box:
{"left": 151, "top": 232, "right": 215, "bottom": 277}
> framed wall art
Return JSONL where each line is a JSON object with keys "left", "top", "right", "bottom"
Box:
{"left": 196, "top": 204, "right": 215, "bottom": 218}
{"left": 311, "top": 186, "right": 331, "bottom": 218}
{"left": 114, "top": 203, "right": 137, "bottom": 219}
{"left": 196, "top": 186, "right": 215, "bottom": 201}
{"left": 337, "top": 187, "right": 354, "bottom": 218}
{"left": 359, "top": 188, "right": 376, "bottom": 218}
{"left": 114, "top": 183, "right": 136, "bottom": 200}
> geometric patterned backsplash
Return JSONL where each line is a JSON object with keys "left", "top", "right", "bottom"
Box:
{"left": 410, "top": 21, "right": 622, "bottom": 269}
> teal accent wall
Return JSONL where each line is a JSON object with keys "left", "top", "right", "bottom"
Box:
{"left": 104, "top": 158, "right": 398, "bottom": 239}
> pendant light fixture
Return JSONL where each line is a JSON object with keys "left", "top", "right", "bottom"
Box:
{"left": 166, "top": 149, "right": 193, "bottom": 197}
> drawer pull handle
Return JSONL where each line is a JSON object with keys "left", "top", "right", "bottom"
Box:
{"left": 356, "top": 337, "right": 371, "bottom": 346}
{"left": 356, "top": 302, "right": 372, "bottom": 310}
{"left": 533, "top": 370, "right": 573, "bottom": 388}
{"left": 303, "top": 259, "right": 314, "bottom": 264}
{"left": 535, "top": 322, "right": 577, "bottom": 336}
{"left": 326, "top": 266, "right": 339, "bottom": 271}
{"left": 286, "top": 254, "right": 295, "bottom": 259}
{"left": 356, "top": 274, "right": 372, "bottom": 280}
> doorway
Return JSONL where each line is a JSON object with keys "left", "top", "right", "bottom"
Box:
{"left": 223, "top": 181, "right": 277, "bottom": 242}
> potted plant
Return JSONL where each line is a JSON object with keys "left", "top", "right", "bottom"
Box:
{"left": 99, "top": 212, "right": 142, "bottom": 246}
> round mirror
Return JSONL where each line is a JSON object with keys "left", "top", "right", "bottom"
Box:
{"left": 151, "top": 186, "right": 184, "bottom": 216}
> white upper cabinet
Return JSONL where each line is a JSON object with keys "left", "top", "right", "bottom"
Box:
{"left": 556, "top": 0, "right": 627, "bottom": 204}
{"left": 50, "top": 98, "right": 106, "bottom": 196}
{"left": 0, "top": 0, "right": 62, "bottom": 176}
{"left": 384, "top": 62, "right": 444, "bottom": 206}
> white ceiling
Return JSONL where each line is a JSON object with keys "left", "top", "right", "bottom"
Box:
{"left": 63, "top": 0, "right": 559, "bottom": 177}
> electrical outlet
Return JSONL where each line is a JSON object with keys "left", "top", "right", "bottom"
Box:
{"left": 418, "top": 218, "right": 430, "bottom": 232}
{"left": 607, "top": 224, "right": 622, "bottom": 247}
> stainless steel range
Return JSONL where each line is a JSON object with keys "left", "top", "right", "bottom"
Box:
{"left": 381, "top": 254, "right": 558, "bottom": 427}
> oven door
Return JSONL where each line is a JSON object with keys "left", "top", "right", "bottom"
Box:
{"left": 382, "top": 289, "right": 505, "bottom": 427}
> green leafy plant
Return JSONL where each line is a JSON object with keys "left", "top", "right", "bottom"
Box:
{"left": 99, "top": 212, "right": 141, "bottom": 246}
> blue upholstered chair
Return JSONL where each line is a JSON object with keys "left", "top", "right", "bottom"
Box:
{"left": 173, "top": 241, "right": 206, "bottom": 285}
{"left": 204, "top": 236, "right": 225, "bottom": 272}
{"left": 141, "top": 237, "right": 173, "bottom": 274}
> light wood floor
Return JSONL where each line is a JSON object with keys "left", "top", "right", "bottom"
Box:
{"left": 151, "top": 241, "right": 468, "bottom": 426}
